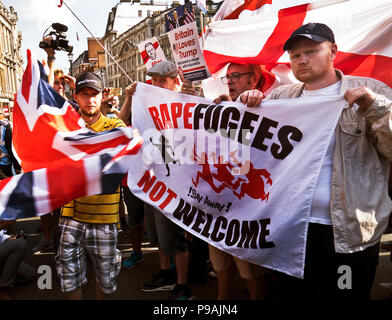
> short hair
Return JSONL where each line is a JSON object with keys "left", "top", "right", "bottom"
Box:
{"left": 248, "top": 64, "right": 264, "bottom": 88}
{"left": 228, "top": 63, "right": 264, "bottom": 88}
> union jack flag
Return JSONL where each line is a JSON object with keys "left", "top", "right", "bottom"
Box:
{"left": 0, "top": 50, "right": 142, "bottom": 220}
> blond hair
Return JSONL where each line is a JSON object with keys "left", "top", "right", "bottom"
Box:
{"left": 54, "top": 69, "right": 64, "bottom": 78}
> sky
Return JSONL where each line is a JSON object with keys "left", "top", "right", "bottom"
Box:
{"left": 2, "top": 0, "right": 121, "bottom": 72}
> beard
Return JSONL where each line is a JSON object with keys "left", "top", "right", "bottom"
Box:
{"left": 80, "top": 106, "right": 100, "bottom": 117}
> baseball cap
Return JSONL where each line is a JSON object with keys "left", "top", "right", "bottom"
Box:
{"left": 283, "top": 22, "right": 335, "bottom": 51}
{"left": 147, "top": 61, "right": 178, "bottom": 78}
{"left": 75, "top": 72, "right": 104, "bottom": 93}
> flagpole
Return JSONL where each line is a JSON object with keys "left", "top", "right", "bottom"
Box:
{"left": 60, "top": 0, "right": 134, "bottom": 84}
{"left": 200, "top": 11, "right": 205, "bottom": 47}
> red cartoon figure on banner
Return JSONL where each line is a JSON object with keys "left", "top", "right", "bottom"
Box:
{"left": 191, "top": 149, "right": 226, "bottom": 193}
{"left": 230, "top": 150, "right": 272, "bottom": 202}
{"left": 210, "top": 152, "right": 244, "bottom": 190}
{"left": 191, "top": 149, "right": 272, "bottom": 202}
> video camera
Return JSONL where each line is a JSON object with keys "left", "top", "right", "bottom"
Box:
{"left": 39, "top": 23, "right": 73, "bottom": 53}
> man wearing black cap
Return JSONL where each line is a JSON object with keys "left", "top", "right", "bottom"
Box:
{"left": 55, "top": 72, "right": 126, "bottom": 300}
{"left": 262, "top": 23, "right": 392, "bottom": 300}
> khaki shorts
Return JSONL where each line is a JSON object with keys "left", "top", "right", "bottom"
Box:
{"left": 208, "top": 244, "right": 271, "bottom": 280}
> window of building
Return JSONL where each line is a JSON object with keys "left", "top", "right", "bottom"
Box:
{"left": 0, "top": 68, "right": 5, "bottom": 92}
{"left": 0, "top": 27, "right": 2, "bottom": 53}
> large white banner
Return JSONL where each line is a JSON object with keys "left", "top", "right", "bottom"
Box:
{"left": 128, "top": 83, "right": 344, "bottom": 278}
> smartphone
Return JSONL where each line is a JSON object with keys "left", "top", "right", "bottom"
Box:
{"left": 110, "top": 88, "right": 122, "bottom": 96}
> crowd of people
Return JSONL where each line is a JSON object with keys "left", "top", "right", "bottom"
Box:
{"left": 1, "top": 22, "right": 392, "bottom": 301}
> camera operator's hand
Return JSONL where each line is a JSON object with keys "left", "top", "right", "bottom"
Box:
{"left": 41, "top": 36, "right": 55, "bottom": 59}
{"left": 62, "top": 74, "right": 76, "bottom": 91}
{"left": 41, "top": 36, "right": 56, "bottom": 87}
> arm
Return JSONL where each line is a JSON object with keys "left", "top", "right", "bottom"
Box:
{"left": 41, "top": 36, "right": 56, "bottom": 86}
{"left": 239, "top": 89, "right": 264, "bottom": 108}
{"left": 5, "top": 124, "right": 21, "bottom": 173}
{"left": 180, "top": 78, "right": 197, "bottom": 96}
{"left": 345, "top": 85, "right": 392, "bottom": 160}
{"left": 100, "top": 88, "right": 112, "bottom": 116}
{"left": 119, "top": 82, "right": 137, "bottom": 126}
{"left": 110, "top": 107, "right": 120, "bottom": 117}
{"left": 213, "top": 94, "right": 231, "bottom": 105}
{"left": 181, "top": 79, "right": 204, "bottom": 97}
{"left": 62, "top": 74, "right": 76, "bottom": 91}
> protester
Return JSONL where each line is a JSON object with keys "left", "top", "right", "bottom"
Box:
{"left": 121, "top": 183, "right": 145, "bottom": 270}
{"left": 212, "top": 63, "right": 264, "bottom": 109}
{"left": 105, "top": 95, "right": 121, "bottom": 119}
{"left": 116, "top": 85, "right": 146, "bottom": 270}
{"left": 256, "top": 22, "right": 392, "bottom": 299}
{"left": 33, "top": 37, "right": 77, "bottom": 255}
{"left": 0, "top": 220, "right": 36, "bottom": 300}
{"left": 0, "top": 117, "right": 20, "bottom": 180}
{"left": 186, "top": 63, "right": 270, "bottom": 299}
{"left": 378, "top": 168, "right": 392, "bottom": 293}
{"left": 120, "top": 61, "right": 193, "bottom": 300}
{"left": 55, "top": 72, "right": 126, "bottom": 300}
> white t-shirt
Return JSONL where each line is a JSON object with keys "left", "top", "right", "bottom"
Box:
{"left": 301, "top": 81, "right": 341, "bottom": 225}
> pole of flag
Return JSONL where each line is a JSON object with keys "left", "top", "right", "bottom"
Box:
{"left": 200, "top": 11, "right": 205, "bottom": 47}
{"left": 59, "top": 0, "right": 134, "bottom": 83}
{"left": 196, "top": 0, "right": 208, "bottom": 47}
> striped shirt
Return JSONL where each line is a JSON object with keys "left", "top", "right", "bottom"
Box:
{"left": 61, "top": 114, "right": 126, "bottom": 224}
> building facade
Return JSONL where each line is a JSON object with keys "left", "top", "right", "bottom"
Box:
{"left": 0, "top": 1, "right": 23, "bottom": 120}
{"left": 102, "top": 0, "right": 170, "bottom": 91}
{"left": 102, "top": 0, "right": 218, "bottom": 103}
{"left": 103, "top": 5, "right": 173, "bottom": 90}
{"left": 71, "top": 37, "right": 107, "bottom": 83}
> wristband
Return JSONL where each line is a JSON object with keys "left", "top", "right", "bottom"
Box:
{"left": 47, "top": 56, "right": 56, "bottom": 62}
